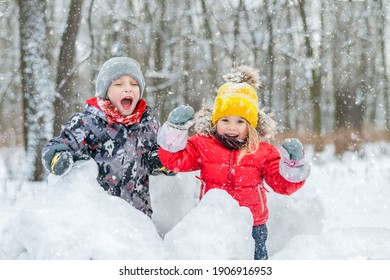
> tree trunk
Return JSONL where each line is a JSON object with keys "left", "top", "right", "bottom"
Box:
{"left": 54, "top": 0, "right": 83, "bottom": 136}
{"left": 378, "top": 0, "right": 390, "bottom": 130}
{"left": 332, "top": 1, "right": 367, "bottom": 155}
{"left": 298, "top": 0, "right": 323, "bottom": 151}
{"left": 182, "top": 1, "right": 192, "bottom": 108}
{"left": 18, "top": 0, "right": 56, "bottom": 181}
{"left": 146, "top": 0, "right": 172, "bottom": 119}
{"left": 200, "top": 0, "right": 218, "bottom": 101}
{"left": 264, "top": 0, "right": 275, "bottom": 110}
{"left": 282, "top": 3, "right": 294, "bottom": 131}
{"left": 231, "top": 0, "right": 242, "bottom": 63}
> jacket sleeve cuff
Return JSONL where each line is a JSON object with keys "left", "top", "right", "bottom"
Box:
{"left": 157, "top": 121, "right": 193, "bottom": 152}
{"left": 279, "top": 160, "right": 310, "bottom": 183}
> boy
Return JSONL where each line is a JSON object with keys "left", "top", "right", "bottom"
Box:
{"left": 42, "top": 57, "right": 172, "bottom": 217}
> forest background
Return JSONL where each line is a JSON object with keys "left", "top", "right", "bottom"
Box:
{"left": 0, "top": 0, "right": 389, "bottom": 181}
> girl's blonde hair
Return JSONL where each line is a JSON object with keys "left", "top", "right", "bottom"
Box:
{"left": 238, "top": 122, "right": 260, "bottom": 163}
{"left": 245, "top": 123, "right": 261, "bottom": 152}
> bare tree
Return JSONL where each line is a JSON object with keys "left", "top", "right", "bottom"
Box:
{"left": 281, "top": 3, "right": 295, "bottom": 131}
{"left": 143, "top": 1, "right": 179, "bottom": 119}
{"left": 297, "top": 0, "right": 323, "bottom": 151}
{"left": 264, "top": 0, "right": 275, "bottom": 110}
{"left": 18, "top": 0, "right": 56, "bottom": 180}
{"left": 331, "top": 1, "right": 369, "bottom": 154}
{"left": 54, "top": 0, "right": 84, "bottom": 135}
{"left": 378, "top": 0, "right": 390, "bottom": 130}
{"left": 0, "top": 1, "right": 21, "bottom": 147}
{"left": 200, "top": 0, "right": 218, "bottom": 101}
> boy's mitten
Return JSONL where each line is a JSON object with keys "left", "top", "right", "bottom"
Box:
{"left": 151, "top": 166, "right": 177, "bottom": 176}
{"left": 281, "top": 138, "right": 304, "bottom": 161}
{"left": 168, "top": 105, "right": 195, "bottom": 126}
{"left": 147, "top": 150, "right": 177, "bottom": 176}
{"left": 43, "top": 144, "right": 74, "bottom": 176}
{"left": 50, "top": 152, "right": 74, "bottom": 176}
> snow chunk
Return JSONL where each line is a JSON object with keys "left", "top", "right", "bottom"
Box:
{"left": 0, "top": 160, "right": 164, "bottom": 260}
{"left": 272, "top": 227, "right": 390, "bottom": 260}
{"left": 163, "top": 189, "right": 254, "bottom": 259}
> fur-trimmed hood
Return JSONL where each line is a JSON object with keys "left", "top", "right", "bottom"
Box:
{"left": 193, "top": 107, "right": 277, "bottom": 140}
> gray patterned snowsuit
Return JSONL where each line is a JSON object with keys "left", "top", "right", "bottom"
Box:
{"left": 42, "top": 103, "right": 162, "bottom": 217}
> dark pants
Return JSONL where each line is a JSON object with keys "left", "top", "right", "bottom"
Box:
{"left": 252, "top": 224, "right": 268, "bottom": 260}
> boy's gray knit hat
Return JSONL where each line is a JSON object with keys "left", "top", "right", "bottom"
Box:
{"left": 95, "top": 57, "right": 145, "bottom": 99}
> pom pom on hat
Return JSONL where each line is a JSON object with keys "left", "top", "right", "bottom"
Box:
{"left": 212, "top": 65, "right": 264, "bottom": 128}
{"left": 95, "top": 57, "right": 145, "bottom": 99}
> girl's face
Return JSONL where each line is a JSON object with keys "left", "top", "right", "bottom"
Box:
{"left": 106, "top": 75, "right": 140, "bottom": 116}
{"left": 216, "top": 115, "right": 249, "bottom": 140}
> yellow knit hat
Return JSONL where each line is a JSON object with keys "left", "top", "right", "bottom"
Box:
{"left": 211, "top": 65, "right": 263, "bottom": 128}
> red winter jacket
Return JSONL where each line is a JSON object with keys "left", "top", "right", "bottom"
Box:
{"left": 158, "top": 134, "right": 305, "bottom": 226}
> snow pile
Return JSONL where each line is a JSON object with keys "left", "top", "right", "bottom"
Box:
{"left": 0, "top": 160, "right": 165, "bottom": 260}
{"left": 1, "top": 142, "right": 390, "bottom": 260}
{"left": 272, "top": 227, "right": 390, "bottom": 260}
{"left": 0, "top": 160, "right": 254, "bottom": 260}
{"left": 267, "top": 143, "right": 390, "bottom": 259}
{"left": 149, "top": 172, "right": 200, "bottom": 237}
{"left": 164, "top": 189, "right": 254, "bottom": 259}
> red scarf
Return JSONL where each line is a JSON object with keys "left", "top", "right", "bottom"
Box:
{"left": 86, "top": 97, "right": 146, "bottom": 125}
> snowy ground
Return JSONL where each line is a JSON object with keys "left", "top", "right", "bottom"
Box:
{"left": 0, "top": 142, "right": 389, "bottom": 260}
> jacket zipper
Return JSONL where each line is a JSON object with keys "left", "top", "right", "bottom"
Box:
{"left": 227, "top": 150, "right": 236, "bottom": 192}
{"left": 257, "top": 184, "right": 264, "bottom": 214}
{"left": 196, "top": 175, "right": 206, "bottom": 199}
{"left": 257, "top": 181, "right": 269, "bottom": 214}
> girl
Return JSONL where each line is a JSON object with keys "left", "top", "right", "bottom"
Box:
{"left": 157, "top": 65, "right": 310, "bottom": 259}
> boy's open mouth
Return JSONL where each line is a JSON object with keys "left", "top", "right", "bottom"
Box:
{"left": 121, "top": 97, "right": 133, "bottom": 110}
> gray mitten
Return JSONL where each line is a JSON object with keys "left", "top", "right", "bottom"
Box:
{"left": 279, "top": 138, "right": 310, "bottom": 182}
{"left": 158, "top": 105, "right": 195, "bottom": 152}
{"left": 168, "top": 105, "right": 195, "bottom": 126}
{"left": 43, "top": 144, "right": 74, "bottom": 176}
{"left": 281, "top": 138, "right": 304, "bottom": 161}
{"left": 49, "top": 151, "right": 74, "bottom": 176}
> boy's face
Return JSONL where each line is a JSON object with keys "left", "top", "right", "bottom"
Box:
{"left": 106, "top": 75, "right": 140, "bottom": 116}
{"left": 216, "top": 115, "right": 248, "bottom": 141}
